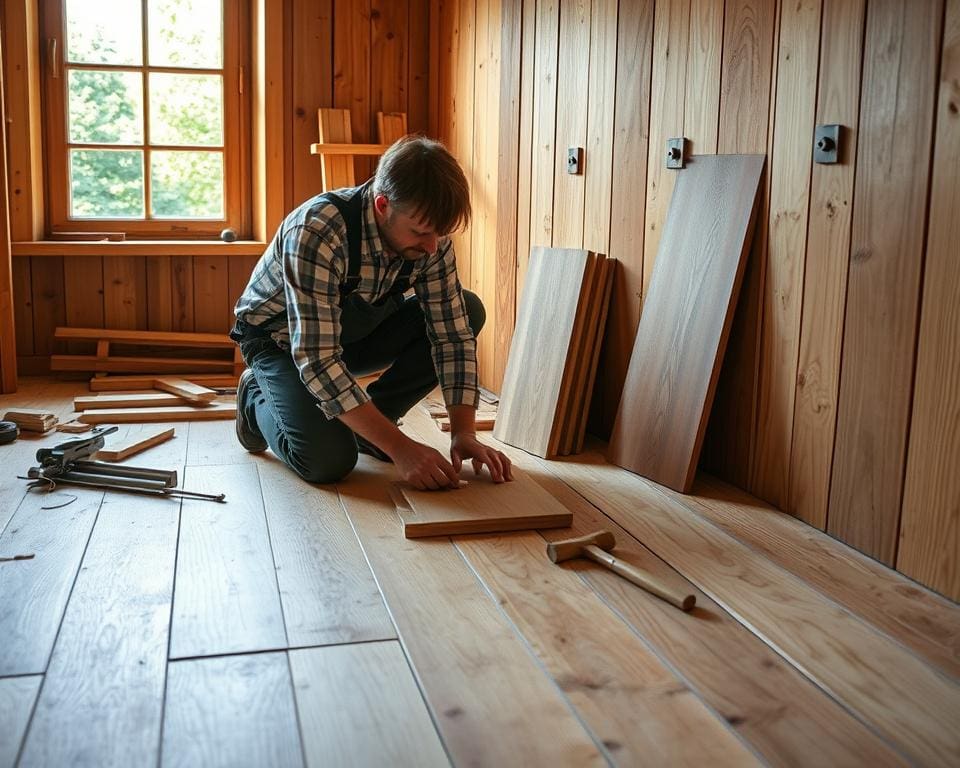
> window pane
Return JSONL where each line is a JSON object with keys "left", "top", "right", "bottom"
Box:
{"left": 148, "top": 0, "right": 223, "bottom": 68}
{"left": 66, "top": 0, "right": 142, "bottom": 65}
{"left": 151, "top": 151, "right": 224, "bottom": 218}
{"left": 69, "top": 70, "right": 144, "bottom": 144}
{"left": 149, "top": 74, "right": 223, "bottom": 146}
{"left": 70, "top": 150, "right": 145, "bottom": 218}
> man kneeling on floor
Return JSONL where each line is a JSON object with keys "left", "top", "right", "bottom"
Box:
{"left": 231, "top": 136, "right": 513, "bottom": 490}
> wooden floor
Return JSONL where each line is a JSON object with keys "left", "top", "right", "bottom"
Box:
{"left": 0, "top": 378, "right": 958, "bottom": 767}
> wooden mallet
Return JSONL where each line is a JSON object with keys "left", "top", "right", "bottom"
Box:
{"left": 547, "top": 530, "right": 696, "bottom": 612}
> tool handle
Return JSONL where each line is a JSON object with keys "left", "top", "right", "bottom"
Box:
{"left": 584, "top": 545, "right": 696, "bottom": 612}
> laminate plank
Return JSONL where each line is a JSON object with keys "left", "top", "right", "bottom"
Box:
{"left": 829, "top": 0, "right": 944, "bottom": 563}
{"left": 54, "top": 327, "right": 234, "bottom": 348}
{"left": 88, "top": 374, "right": 237, "bottom": 392}
{"left": 0, "top": 485, "right": 103, "bottom": 675}
{"left": 787, "top": 0, "right": 866, "bottom": 530}
{"left": 169, "top": 464, "right": 286, "bottom": 658}
{"left": 336, "top": 460, "right": 604, "bottom": 766}
{"left": 161, "top": 653, "right": 303, "bottom": 768}
{"left": 0, "top": 675, "right": 41, "bottom": 768}
{"left": 898, "top": 0, "right": 960, "bottom": 601}
{"left": 18, "top": 468, "right": 182, "bottom": 767}
{"left": 290, "top": 641, "right": 447, "bottom": 768}
{"left": 583, "top": 0, "right": 616, "bottom": 256}
{"left": 185, "top": 417, "right": 259, "bottom": 465}
{"left": 609, "top": 155, "right": 764, "bottom": 492}
{"left": 257, "top": 458, "right": 394, "bottom": 647}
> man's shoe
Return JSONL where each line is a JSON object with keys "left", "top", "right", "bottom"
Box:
{"left": 236, "top": 369, "right": 268, "bottom": 453}
{"left": 356, "top": 433, "right": 393, "bottom": 463}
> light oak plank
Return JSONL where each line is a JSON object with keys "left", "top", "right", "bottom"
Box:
{"left": 185, "top": 417, "right": 259, "bottom": 465}
{"left": 161, "top": 653, "right": 303, "bottom": 768}
{"left": 79, "top": 403, "right": 235, "bottom": 424}
{"left": 683, "top": 0, "right": 723, "bottom": 155}
{"left": 0, "top": 675, "right": 41, "bottom": 768}
{"left": 89, "top": 374, "right": 237, "bottom": 392}
{"left": 95, "top": 426, "right": 176, "bottom": 462}
{"left": 169, "top": 464, "right": 286, "bottom": 658}
{"left": 154, "top": 378, "right": 217, "bottom": 404}
{"left": 290, "top": 641, "right": 447, "bottom": 768}
{"left": 75, "top": 393, "right": 189, "bottom": 410}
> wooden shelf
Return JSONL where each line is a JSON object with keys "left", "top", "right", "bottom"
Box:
{"left": 309, "top": 143, "right": 392, "bottom": 156}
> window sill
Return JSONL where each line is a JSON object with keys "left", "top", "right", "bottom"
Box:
{"left": 12, "top": 240, "right": 267, "bottom": 257}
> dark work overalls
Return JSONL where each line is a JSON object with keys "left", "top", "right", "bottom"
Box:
{"left": 231, "top": 184, "right": 485, "bottom": 483}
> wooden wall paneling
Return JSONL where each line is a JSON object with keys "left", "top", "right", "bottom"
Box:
{"left": 0, "top": 28, "right": 16, "bottom": 391}
{"left": 12, "top": 256, "right": 33, "bottom": 355}
{"left": 513, "top": 0, "right": 536, "bottom": 319}
{"left": 63, "top": 256, "right": 104, "bottom": 332}
{"left": 550, "top": 0, "right": 590, "bottom": 250}
{"left": 372, "top": 0, "right": 409, "bottom": 121}
{"left": 787, "top": 0, "right": 866, "bottom": 529}
{"left": 598, "top": 0, "right": 654, "bottom": 433}
{"left": 749, "top": 0, "right": 822, "bottom": 508}
{"left": 897, "top": 0, "right": 960, "bottom": 600}
{"left": 30, "top": 257, "right": 66, "bottom": 356}
{"left": 702, "top": 0, "right": 778, "bottom": 488}
{"left": 683, "top": 0, "right": 723, "bottom": 155}
{"left": 334, "top": 0, "right": 373, "bottom": 181}
{"left": 451, "top": 0, "right": 476, "bottom": 292}
{"left": 170, "top": 255, "right": 195, "bottom": 331}
{"left": 291, "top": 1, "right": 332, "bottom": 206}
{"left": 427, "top": 0, "right": 442, "bottom": 138}
{"left": 252, "top": 1, "right": 287, "bottom": 241}
{"left": 0, "top": 676, "right": 42, "bottom": 768}
{"left": 641, "top": 0, "right": 690, "bottom": 298}
{"left": 828, "top": 0, "right": 944, "bottom": 563}
{"left": 408, "top": 0, "right": 431, "bottom": 133}
{"left": 228, "top": 254, "right": 260, "bottom": 331}
{"left": 146, "top": 256, "right": 174, "bottom": 331}
{"left": 102, "top": 255, "right": 146, "bottom": 329}
{"left": 193, "top": 256, "right": 231, "bottom": 333}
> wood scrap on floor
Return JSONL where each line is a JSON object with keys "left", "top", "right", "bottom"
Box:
{"left": 419, "top": 396, "right": 498, "bottom": 432}
{"left": 56, "top": 420, "right": 94, "bottom": 434}
{"left": 78, "top": 403, "right": 236, "bottom": 424}
{"left": 435, "top": 416, "right": 496, "bottom": 432}
{"left": 154, "top": 378, "right": 217, "bottom": 404}
{"left": 74, "top": 393, "right": 195, "bottom": 410}
{"left": 95, "top": 427, "right": 176, "bottom": 462}
{"left": 3, "top": 409, "right": 58, "bottom": 433}
{"left": 89, "top": 374, "right": 239, "bottom": 392}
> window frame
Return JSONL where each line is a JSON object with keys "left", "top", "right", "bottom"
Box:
{"left": 40, "top": 0, "right": 250, "bottom": 239}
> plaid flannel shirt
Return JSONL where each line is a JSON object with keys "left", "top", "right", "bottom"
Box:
{"left": 234, "top": 185, "right": 479, "bottom": 418}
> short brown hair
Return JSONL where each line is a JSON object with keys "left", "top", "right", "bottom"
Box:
{"left": 372, "top": 135, "right": 471, "bottom": 235}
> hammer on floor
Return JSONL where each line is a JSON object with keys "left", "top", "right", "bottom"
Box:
{"left": 547, "top": 530, "right": 696, "bottom": 612}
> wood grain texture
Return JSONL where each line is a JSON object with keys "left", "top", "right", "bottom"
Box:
{"left": 102, "top": 255, "right": 147, "bottom": 330}
{"left": 78, "top": 403, "right": 235, "bottom": 424}
{"left": 257, "top": 459, "right": 395, "bottom": 647}
{"left": 897, "top": 0, "right": 960, "bottom": 601}
{"left": 334, "top": 0, "right": 373, "bottom": 182}
{"left": 290, "top": 641, "right": 447, "bottom": 768}
{"left": 12, "top": 257, "right": 33, "bottom": 356}
{"left": 53, "top": 327, "right": 233, "bottom": 347}
{"left": 171, "top": 256, "right": 195, "bottom": 331}
{"left": 146, "top": 256, "right": 174, "bottom": 331}
{"left": 0, "top": 676, "right": 41, "bottom": 768}
{"left": 336, "top": 459, "right": 604, "bottom": 766}
{"left": 95, "top": 426, "right": 176, "bottom": 462}
{"left": 576, "top": 258, "right": 615, "bottom": 453}
{"left": 828, "top": 0, "right": 944, "bottom": 563}
{"left": 493, "top": 247, "right": 589, "bottom": 457}
{"left": 372, "top": 0, "right": 409, "bottom": 123}
{"left": 291, "top": 0, "right": 332, "bottom": 205}
{"left": 787, "top": 0, "right": 866, "bottom": 529}
{"left": 19, "top": 472, "right": 182, "bottom": 767}
{"left": 30, "top": 257, "right": 65, "bottom": 357}
{"left": 161, "top": 653, "right": 303, "bottom": 768}
{"left": 155, "top": 378, "right": 218, "bottom": 404}
{"left": 0, "top": 43, "right": 15, "bottom": 392}
{"left": 396, "top": 468, "right": 572, "bottom": 537}
{"left": 683, "top": 0, "right": 723, "bottom": 155}
{"left": 192, "top": 256, "right": 231, "bottom": 334}
{"left": 88, "top": 374, "right": 237, "bottom": 391}
{"left": 62, "top": 256, "right": 104, "bottom": 335}
{"left": 169, "top": 464, "right": 286, "bottom": 658}
{"left": 75, "top": 393, "right": 189, "bottom": 410}
{"left": 408, "top": 0, "right": 431, "bottom": 133}
{"left": 513, "top": 0, "right": 536, "bottom": 322}
{"left": 609, "top": 155, "right": 765, "bottom": 492}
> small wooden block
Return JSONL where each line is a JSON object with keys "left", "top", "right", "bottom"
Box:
{"left": 56, "top": 420, "right": 95, "bottom": 433}
{"left": 78, "top": 403, "right": 236, "bottom": 424}
{"left": 435, "top": 416, "right": 496, "bottom": 432}
{"left": 74, "top": 393, "right": 190, "bottom": 410}
{"left": 153, "top": 377, "right": 217, "bottom": 404}
{"left": 95, "top": 427, "right": 176, "bottom": 462}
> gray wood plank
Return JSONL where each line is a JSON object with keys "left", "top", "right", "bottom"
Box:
{"left": 0, "top": 486, "right": 103, "bottom": 675}
{"left": 0, "top": 675, "right": 41, "bottom": 768}
{"left": 185, "top": 418, "right": 257, "bottom": 466}
{"left": 257, "top": 458, "right": 395, "bottom": 647}
{"left": 170, "top": 464, "right": 286, "bottom": 658}
{"left": 18, "top": 446, "right": 184, "bottom": 767}
{"left": 290, "top": 641, "right": 448, "bottom": 768}
{"left": 161, "top": 653, "right": 303, "bottom": 768}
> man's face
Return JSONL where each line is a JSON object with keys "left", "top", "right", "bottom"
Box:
{"left": 375, "top": 195, "right": 441, "bottom": 260}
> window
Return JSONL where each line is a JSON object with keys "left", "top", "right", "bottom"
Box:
{"left": 42, "top": 0, "right": 248, "bottom": 238}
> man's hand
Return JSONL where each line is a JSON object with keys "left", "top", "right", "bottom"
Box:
{"left": 394, "top": 437, "right": 462, "bottom": 490}
{"left": 450, "top": 433, "right": 514, "bottom": 483}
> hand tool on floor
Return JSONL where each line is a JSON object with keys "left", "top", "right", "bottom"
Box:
{"left": 547, "top": 530, "right": 696, "bottom": 612}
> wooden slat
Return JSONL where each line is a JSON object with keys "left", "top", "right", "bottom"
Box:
{"left": 372, "top": 1, "right": 409, "bottom": 127}
{"left": 162, "top": 654, "right": 303, "bottom": 768}
{"left": 787, "top": 0, "right": 866, "bottom": 529}
{"left": 513, "top": 0, "right": 536, "bottom": 325}
{"left": 609, "top": 155, "right": 765, "bottom": 492}
{"left": 0, "top": 676, "right": 42, "bottom": 768}
{"left": 257, "top": 459, "right": 395, "bottom": 647}
{"left": 55, "top": 356, "right": 234, "bottom": 375}
{"left": 0, "top": 486, "right": 103, "bottom": 675}
{"left": 575, "top": 258, "right": 615, "bottom": 452}
{"left": 227, "top": 254, "right": 259, "bottom": 333}
{"left": 146, "top": 256, "right": 174, "bottom": 331}
{"left": 12, "top": 256, "right": 33, "bottom": 356}
{"left": 291, "top": 0, "right": 332, "bottom": 205}
{"left": 408, "top": 0, "right": 430, "bottom": 133}
{"left": 102, "top": 255, "right": 147, "bottom": 329}
{"left": 898, "top": 0, "right": 960, "bottom": 601}
{"left": 290, "top": 642, "right": 447, "bottom": 768}
{"left": 336, "top": 460, "right": 605, "bottom": 766}
{"left": 828, "top": 0, "right": 944, "bottom": 563}
{"left": 54, "top": 327, "right": 234, "bottom": 348}
{"left": 683, "top": 0, "right": 723, "bottom": 155}
{"left": 95, "top": 426, "right": 176, "bottom": 462}
{"left": 170, "top": 464, "right": 285, "bottom": 658}
{"left": 89, "top": 374, "right": 238, "bottom": 391}
{"left": 171, "top": 255, "right": 195, "bottom": 331}
{"left": 79, "top": 403, "right": 234, "bottom": 425}
{"left": 75, "top": 393, "right": 190, "bottom": 410}
{"left": 333, "top": 0, "right": 373, "bottom": 182}
{"left": 155, "top": 377, "right": 217, "bottom": 404}
{"left": 193, "top": 256, "right": 231, "bottom": 334}
{"left": 309, "top": 141, "right": 393, "bottom": 156}
{"left": 0, "top": 47, "right": 15, "bottom": 392}
{"left": 317, "top": 108, "right": 357, "bottom": 190}
{"left": 376, "top": 112, "right": 408, "bottom": 142}
{"left": 30, "top": 257, "right": 66, "bottom": 357}
{"left": 63, "top": 256, "right": 104, "bottom": 333}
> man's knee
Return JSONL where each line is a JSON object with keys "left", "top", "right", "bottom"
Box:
{"left": 287, "top": 437, "right": 359, "bottom": 484}
{"left": 462, "top": 290, "right": 486, "bottom": 335}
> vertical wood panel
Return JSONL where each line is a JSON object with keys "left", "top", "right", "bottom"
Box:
{"left": 683, "top": 0, "right": 723, "bottom": 154}
{"left": 12, "top": 256, "right": 34, "bottom": 355}
{"left": 787, "top": 0, "right": 866, "bottom": 529}
{"left": 0, "top": 30, "right": 16, "bottom": 391}
{"left": 291, "top": 1, "right": 332, "bottom": 205}
{"left": 31, "top": 257, "right": 65, "bottom": 355}
{"left": 372, "top": 0, "right": 409, "bottom": 119}
{"left": 63, "top": 256, "right": 104, "bottom": 329}
{"left": 828, "top": 0, "right": 944, "bottom": 564}
{"left": 898, "top": 0, "right": 960, "bottom": 601}
{"left": 146, "top": 256, "right": 173, "bottom": 331}
{"left": 193, "top": 256, "right": 231, "bottom": 333}
{"left": 228, "top": 255, "right": 260, "bottom": 331}
{"left": 449, "top": 0, "right": 475, "bottom": 289}
{"left": 749, "top": 0, "right": 822, "bottom": 509}
{"left": 171, "top": 255, "right": 195, "bottom": 332}
{"left": 102, "top": 255, "right": 146, "bottom": 329}
{"left": 334, "top": 0, "right": 373, "bottom": 181}
{"left": 409, "top": 0, "right": 431, "bottom": 133}
{"left": 514, "top": 0, "right": 536, "bottom": 314}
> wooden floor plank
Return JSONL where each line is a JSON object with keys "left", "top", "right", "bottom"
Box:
{"left": 169, "top": 464, "right": 286, "bottom": 658}
{"left": 19, "top": 482, "right": 181, "bottom": 767}
{"left": 289, "top": 641, "right": 448, "bottom": 768}
{"left": 543, "top": 449, "right": 960, "bottom": 766}
{"left": 161, "top": 653, "right": 303, "bottom": 768}
{"left": 256, "top": 458, "right": 395, "bottom": 647}
{"left": 186, "top": 417, "right": 258, "bottom": 466}
{"left": 402, "top": 405, "right": 906, "bottom": 767}
{"left": 0, "top": 675, "right": 41, "bottom": 768}
{"left": 692, "top": 474, "right": 960, "bottom": 679}
{"left": 0, "top": 485, "right": 103, "bottom": 675}
{"left": 336, "top": 459, "right": 605, "bottom": 767}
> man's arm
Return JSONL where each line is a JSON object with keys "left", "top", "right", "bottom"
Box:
{"left": 446, "top": 405, "right": 513, "bottom": 482}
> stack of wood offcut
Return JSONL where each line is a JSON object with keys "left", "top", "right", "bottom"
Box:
{"left": 420, "top": 397, "right": 497, "bottom": 432}
{"left": 493, "top": 247, "right": 615, "bottom": 458}
{"left": 74, "top": 377, "right": 236, "bottom": 425}
{"left": 3, "top": 408, "right": 59, "bottom": 433}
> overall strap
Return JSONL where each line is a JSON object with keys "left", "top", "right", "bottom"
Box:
{"left": 321, "top": 181, "right": 368, "bottom": 297}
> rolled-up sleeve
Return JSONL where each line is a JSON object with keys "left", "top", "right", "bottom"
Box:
{"left": 282, "top": 222, "right": 369, "bottom": 418}
{"left": 414, "top": 240, "right": 479, "bottom": 408}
